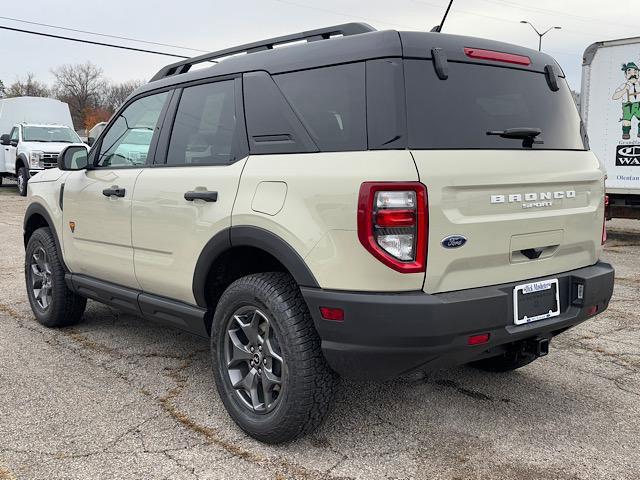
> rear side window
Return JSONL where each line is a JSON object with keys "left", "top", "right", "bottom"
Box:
{"left": 405, "top": 60, "right": 586, "bottom": 150}
{"left": 274, "top": 63, "right": 366, "bottom": 151}
{"left": 167, "top": 80, "right": 237, "bottom": 165}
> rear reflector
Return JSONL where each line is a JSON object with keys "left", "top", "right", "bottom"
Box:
{"left": 464, "top": 47, "right": 531, "bottom": 66}
{"left": 586, "top": 305, "right": 598, "bottom": 316}
{"left": 320, "top": 307, "right": 344, "bottom": 322}
{"left": 468, "top": 333, "right": 490, "bottom": 346}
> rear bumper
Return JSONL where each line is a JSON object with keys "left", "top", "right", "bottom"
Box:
{"left": 301, "top": 262, "right": 614, "bottom": 380}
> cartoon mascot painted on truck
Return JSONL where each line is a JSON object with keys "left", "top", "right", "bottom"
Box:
{"left": 613, "top": 62, "right": 640, "bottom": 140}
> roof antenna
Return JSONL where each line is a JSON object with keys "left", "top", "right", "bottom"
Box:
{"left": 430, "top": 0, "right": 454, "bottom": 32}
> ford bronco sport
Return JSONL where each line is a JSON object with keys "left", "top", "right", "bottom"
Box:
{"left": 23, "top": 23, "right": 614, "bottom": 443}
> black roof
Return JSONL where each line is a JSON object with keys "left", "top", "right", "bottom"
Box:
{"left": 135, "top": 23, "right": 562, "bottom": 97}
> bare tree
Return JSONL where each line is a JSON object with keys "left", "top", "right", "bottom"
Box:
{"left": 6, "top": 73, "right": 50, "bottom": 98}
{"left": 52, "top": 62, "right": 106, "bottom": 129}
{"left": 0, "top": 79, "right": 6, "bottom": 98}
{"left": 101, "top": 80, "right": 144, "bottom": 113}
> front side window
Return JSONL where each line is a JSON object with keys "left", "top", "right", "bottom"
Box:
{"left": 96, "top": 91, "right": 169, "bottom": 168}
{"left": 22, "top": 126, "right": 81, "bottom": 143}
{"left": 166, "top": 80, "right": 237, "bottom": 165}
{"left": 274, "top": 63, "right": 367, "bottom": 151}
{"left": 10, "top": 127, "right": 18, "bottom": 142}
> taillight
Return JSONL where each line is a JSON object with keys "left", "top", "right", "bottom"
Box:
{"left": 357, "top": 182, "right": 427, "bottom": 273}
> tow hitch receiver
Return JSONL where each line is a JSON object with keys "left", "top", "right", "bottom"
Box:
{"left": 525, "top": 338, "right": 550, "bottom": 357}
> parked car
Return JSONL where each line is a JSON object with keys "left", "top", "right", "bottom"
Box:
{"left": 0, "top": 97, "right": 85, "bottom": 195}
{"left": 23, "top": 23, "right": 614, "bottom": 443}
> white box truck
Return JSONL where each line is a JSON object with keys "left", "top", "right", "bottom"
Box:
{"left": 582, "top": 37, "right": 640, "bottom": 219}
{"left": 0, "top": 97, "right": 86, "bottom": 195}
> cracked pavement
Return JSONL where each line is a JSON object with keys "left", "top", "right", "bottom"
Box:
{"left": 1, "top": 182, "right": 639, "bottom": 480}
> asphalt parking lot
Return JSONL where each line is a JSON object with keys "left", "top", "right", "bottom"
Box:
{"left": 0, "top": 181, "right": 638, "bottom": 480}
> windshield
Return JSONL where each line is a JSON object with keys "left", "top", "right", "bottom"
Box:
{"left": 405, "top": 60, "right": 587, "bottom": 150}
{"left": 22, "top": 126, "right": 81, "bottom": 143}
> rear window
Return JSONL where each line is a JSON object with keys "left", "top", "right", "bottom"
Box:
{"left": 405, "top": 60, "right": 586, "bottom": 150}
{"left": 274, "top": 63, "right": 366, "bottom": 151}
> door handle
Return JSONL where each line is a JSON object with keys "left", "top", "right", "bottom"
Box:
{"left": 184, "top": 191, "right": 218, "bottom": 202}
{"left": 102, "top": 186, "right": 126, "bottom": 198}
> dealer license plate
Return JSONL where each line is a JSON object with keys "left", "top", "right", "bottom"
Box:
{"left": 513, "top": 279, "right": 560, "bottom": 325}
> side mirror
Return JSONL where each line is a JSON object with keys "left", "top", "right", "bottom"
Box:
{"left": 0, "top": 134, "right": 10, "bottom": 146}
{"left": 10, "top": 139, "right": 18, "bottom": 147}
{"left": 58, "top": 145, "right": 89, "bottom": 171}
{"left": 87, "top": 136, "right": 95, "bottom": 147}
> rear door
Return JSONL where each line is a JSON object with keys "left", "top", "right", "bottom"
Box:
{"left": 62, "top": 90, "right": 171, "bottom": 288}
{"left": 403, "top": 58, "right": 605, "bottom": 294}
{"left": 131, "top": 77, "right": 247, "bottom": 305}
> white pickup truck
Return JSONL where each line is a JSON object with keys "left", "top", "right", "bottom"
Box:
{"left": 0, "top": 97, "right": 86, "bottom": 195}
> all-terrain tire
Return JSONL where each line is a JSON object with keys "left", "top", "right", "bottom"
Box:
{"left": 17, "top": 166, "right": 28, "bottom": 196}
{"left": 211, "top": 272, "right": 337, "bottom": 444}
{"left": 25, "top": 227, "right": 86, "bottom": 327}
{"left": 469, "top": 351, "right": 538, "bottom": 372}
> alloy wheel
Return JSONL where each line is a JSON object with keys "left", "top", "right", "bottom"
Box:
{"left": 29, "top": 246, "right": 53, "bottom": 310}
{"left": 224, "top": 306, "right": 285, "bottom": 414}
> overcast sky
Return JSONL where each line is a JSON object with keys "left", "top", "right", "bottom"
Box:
{"left": 0, "top": 0, "right": 637, "bottom": 92}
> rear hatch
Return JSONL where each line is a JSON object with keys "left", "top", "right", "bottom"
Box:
{"left": 400, "top": 34, "right": 605, "bottom": 293}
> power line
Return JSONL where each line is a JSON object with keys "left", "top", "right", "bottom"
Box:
{"left": 0, "top": 25, "right": 190, "bottom": 59}
{"left": 472, "top": 0, "right": 638, "bottom": 32}
{"left": 410, "top": 0, "right": 631, "bottom": 40}
{"left": 269, "top": 0, "right": 422, "bottom": 30}
{"left": 0, "top": 15, "right": 208, "bottom": 53}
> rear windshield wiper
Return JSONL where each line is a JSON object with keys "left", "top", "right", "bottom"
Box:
{"left": 487, "top": 127, "right": 543, "bottom": 148}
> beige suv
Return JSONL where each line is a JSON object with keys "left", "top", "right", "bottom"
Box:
{"left": 23, "top": 23, "right": 614, "bottom": 443}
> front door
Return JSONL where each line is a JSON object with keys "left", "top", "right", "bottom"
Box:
{"left": 62, "top": 90, "right": 171, "bottom": 288}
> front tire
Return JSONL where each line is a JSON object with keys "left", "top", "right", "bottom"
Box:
{"left": 25, "top": 227, "right": 86, "bottom": 327}
{"left": 211, "top": 272, "right": 336, "bottom": 444}
{"left": 17, "top": 166, "right": 28, "bottom": 196}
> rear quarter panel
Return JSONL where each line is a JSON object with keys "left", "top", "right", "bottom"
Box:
{"left": 233, "top": 151, "right": 425, "bottom": 291}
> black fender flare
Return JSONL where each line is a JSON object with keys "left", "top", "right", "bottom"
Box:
{"left": 23, "top": 202, "right": 68, "bottom": 271}
{"left": 192, "top": 225, "right": 320, "bottom": 307}
{"left": 16, "top": 153, "right": 28, "bottom": 172}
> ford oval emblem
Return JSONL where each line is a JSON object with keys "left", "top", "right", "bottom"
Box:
{"left": 441, "top": 235, "right": 467, "bottom": 249}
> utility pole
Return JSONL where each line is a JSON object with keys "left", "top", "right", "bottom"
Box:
{"left": 520, "top": 21, "right": 561, "bottom": 51}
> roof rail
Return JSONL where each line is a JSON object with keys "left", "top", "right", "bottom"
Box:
{"left": 149, "top": 22, "right": 376, "bottom": 82}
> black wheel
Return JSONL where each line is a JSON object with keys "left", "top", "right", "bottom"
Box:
{"left": 211, "top": 272, "right": 336, "bottom": 444}
{"left": 17, "top": 166, "right": 28, "bottom": 196}
{"left": 25, "top": 227, "right": 86, "bottom": 327}
{"left": 469, "top": 350, "right": 537, "bottom": 372}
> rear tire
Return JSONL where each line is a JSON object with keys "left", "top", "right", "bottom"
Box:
{"left": 469, "top": 351, "right": 537, "bottom": 372}
{"left": 17, "top": 166, "right": 28, "bottom": 196}
{"left": 211, "top": 272, "right": 336, "bottom": 444}
{"left": 25, "top": 227, "right": 86, "bottom": 327}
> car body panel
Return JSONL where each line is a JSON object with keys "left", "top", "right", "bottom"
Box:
{"left": 233, "top": 151, "right": 425, "bottom": 292}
